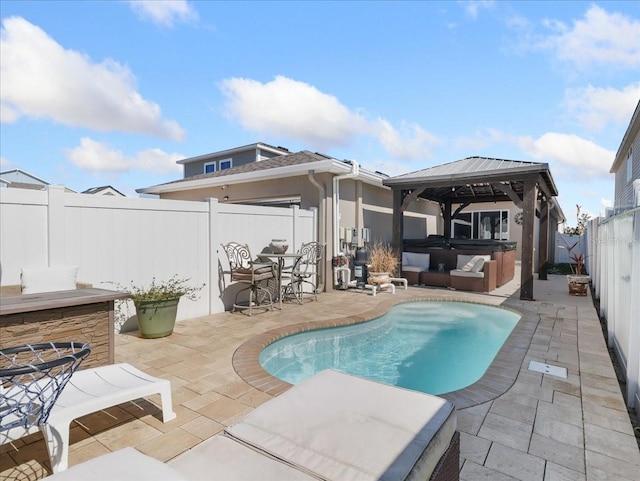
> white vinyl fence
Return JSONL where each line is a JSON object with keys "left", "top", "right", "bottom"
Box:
{"left": 554, "top": 232, "right": 587, "bottom": 266}
{"left": 0, "top": 186, "right": 316, "bottom": 327}
{"left": 589, "top": 207, "right": 640, "bottom": 409}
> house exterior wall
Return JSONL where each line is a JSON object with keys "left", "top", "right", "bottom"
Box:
{"left": 613, "top": 131, "right": 640, "bottom": 213}
{"left": 157, "top": 173, "right": 440, "bottom": 260}
{"left": 183, "top": 149, "right": 283, "bottom": 178}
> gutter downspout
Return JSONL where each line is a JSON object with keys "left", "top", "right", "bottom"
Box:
{"left": 332, "top": 161, "right": 360, "bottom": 258}
{"left": 308, "top": 170, "right": 326, "bottom": 291}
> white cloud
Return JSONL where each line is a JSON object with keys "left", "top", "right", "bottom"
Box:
{"left": 459, "top": 1, "right": 495, "bottom": 20}
{"left": 219, "top": 75, "right": 439, "bottom": 160}
{"left": 128, "top": 1, "right": 198, "bottom": 27}
{"left": 0, "top": 156, "right": 11, "bottom": 167}
{"left": 518, "top": 132, "right": 614, "bottom": 179}
{"left": 563, "top": 83, "right": 640, "bottom": 131}
{"left": 65, "top": 138, "right": 183, "bottom": 174}
{"left": 0, "top": 17, "right": 184, "bottom": 140}
{"left": 453, "top": 128, "right": 507, "bottom": 151}
{"left": 542, "top": 5, "right": 640, "bottom": 71}
{"left": 374, "top": 119, "right": 440, "bottom": 160}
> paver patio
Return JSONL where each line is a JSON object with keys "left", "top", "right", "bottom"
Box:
{"left": 1, "top": 271, "right": 639, "bottom": 480}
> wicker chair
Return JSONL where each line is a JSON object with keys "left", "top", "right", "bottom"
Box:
{"left": 221, "top": 242, "right": 276, "bottom": 316}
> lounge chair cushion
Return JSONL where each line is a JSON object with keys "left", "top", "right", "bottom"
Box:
{"left": 225, "top": 369, "right": 456, "bottom": 481}
{"left": 44, "top": 447, "right": 188, "bottom": 481}
{"left": 170, "top": 434, "right": 317, "bottom": 480}
{"left": 20, "top": 266, "right": 78, "bottom": 294}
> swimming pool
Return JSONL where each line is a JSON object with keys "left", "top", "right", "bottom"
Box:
{"left": 259, "top": 301, "right": 520, "bottom": 395}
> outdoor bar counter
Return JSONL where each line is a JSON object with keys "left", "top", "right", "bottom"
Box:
{"left": 0, "top": 288, "right": 129, "bottom": 369}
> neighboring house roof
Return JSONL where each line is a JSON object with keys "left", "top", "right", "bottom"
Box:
{"left": 0, "top": 168, "right": 50, "bottom": 187}
{"left": 137, "top": 150, "right": 385, "bottom": 194}
{"left": 383, "top": 156, "right": 559, "bottom": 201}
{"left": 610, "top": 99, "right": 640, "bottom": 173}
{"left": 176, "top": 142, "right": 290, "bottom": 165}
{"left": 82, "top": 185, "right": 126, "bottom": 196}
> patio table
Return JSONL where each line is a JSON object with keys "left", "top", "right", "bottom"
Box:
{"left": 261, "top": 253, "right": 304, "bottom": 309}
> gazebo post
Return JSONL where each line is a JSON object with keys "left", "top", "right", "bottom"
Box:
{"left": 538, "top": 197, "right": 549, "bottom": 280}
{"left": 443, "top": 199, "right": 452, "bottom": 239}
{"left": 520, "top": 179, "right": 537, "bottom": 300}
{"left": 392, "top": 189, "right": 404, "bottom": 269}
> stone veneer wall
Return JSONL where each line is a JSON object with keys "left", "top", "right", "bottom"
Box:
{"left": 0, "top": 302, "right": 114, "bottom": 369}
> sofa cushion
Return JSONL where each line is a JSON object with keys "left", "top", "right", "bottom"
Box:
{"left": 457, "top": 255, "right": 490, "bottom": 273}
{"left": 402, "top": 266, "right": 424, "bottom": 273}
{"left": 450, "top": 269, "right": 484, "bottom": 278}
{"left": 402, "top": 252, "right": 430, "bottom": 271}
{"left": 21, "top": 266, "right": 79, "bottom": 294}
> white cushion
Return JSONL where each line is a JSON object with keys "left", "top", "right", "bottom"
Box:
{"left": 450, "top": 269, "right": 484, "bottom": 278}
{"left": 471, "top": 255, "right": 491, "bottom": 273}
{"left": 170, "top": 434, "right": 317, "bottom": 480}
{"left": 225, "top": 369, "right": 456, "bottom": 481}
{"left": 456, "top": 255, "right": 490, "bottom": 272}
{"left": 21, "top": 266, "right": 78, "bottom": 294}
{"left": 44, "top": 447, "right": 188, "bottom": 481}
{"left": 402, "top": 252, "right": 430, "bottom": 270}
{"left": 402, "top": 266, "right": 424, "bottom": 273}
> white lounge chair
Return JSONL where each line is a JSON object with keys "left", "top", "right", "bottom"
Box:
{"left": 1, "top": 363, "right": 176, "bottom": 473}
{"left": 43, "top": 370, "right": 459, "bottom": 480}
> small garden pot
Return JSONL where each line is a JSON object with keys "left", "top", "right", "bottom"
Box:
{"left": 567, "top": 275, "right": 589, "bottom": 296}
{"left": 134, "top": 297, "right": 181, "bottom": 338}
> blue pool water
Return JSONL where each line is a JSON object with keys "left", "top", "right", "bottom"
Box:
{"left": 260, "top": 301, "right": 520, "bottom": 395}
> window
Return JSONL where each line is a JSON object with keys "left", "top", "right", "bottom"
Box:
{"left": 452, "top": 210, "right": 510, "bottom": 240}
{"left": 219, "top": 158, "right": 232, "bottom": 170}
{"left": 627, "top": 146, "right": 633, "bottom": 182}
{"left": 204, "top": 162, "right": 216, "bottom": 174}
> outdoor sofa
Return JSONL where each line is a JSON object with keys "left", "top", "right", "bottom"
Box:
{"left": 401, "top": 251, "right": 500, "bottom": 292}
{"left": 45, "top": 370, "right": 460, "bottom": 481}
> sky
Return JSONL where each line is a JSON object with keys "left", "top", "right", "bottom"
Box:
{"left": 1, "top": 1, "right": 639, "bottom": 226}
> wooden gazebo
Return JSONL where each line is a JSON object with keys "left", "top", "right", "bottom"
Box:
{"left": 383, "top": 157, "right": 560, "bottom": 300}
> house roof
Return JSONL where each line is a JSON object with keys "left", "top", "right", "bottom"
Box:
{"left": 137, "top": 150, "right": 385, "bottom": 194}
{"left": 610, "top": 99, "right": 640, "bottom": 173}
{"left": 383, "top": 156, "right": 558, "bottom": 204}
{"left": 0, "top": 168, "right": 50, "bottom": 186}
{"left": 176, "top": 142, "right": 290, "bottom": 165}
{"left": 82, "top": 185, "right": 126, "bottom": 196}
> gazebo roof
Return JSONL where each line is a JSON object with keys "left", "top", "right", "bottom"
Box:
{"left": 383, "top": 156, "right": 558, "bottom": 204}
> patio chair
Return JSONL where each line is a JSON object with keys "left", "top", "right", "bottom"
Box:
{"left": 221, "top": 242, "right": 276, "bottom": 316}
{"left": 283, "top": 242, "right": 324, "bottom": 303}
{"left": 1, "top": 361, "right": 176, "bottom": 473}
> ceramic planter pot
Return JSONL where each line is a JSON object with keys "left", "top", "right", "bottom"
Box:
{"left": 134, "top": 297, "right": 181, "bottom": 338}
{"left": 269, "top": 239, "right": 288, "bottom": 254}
{"left": 567, "top": 275, "right": 589, "bottom": 296}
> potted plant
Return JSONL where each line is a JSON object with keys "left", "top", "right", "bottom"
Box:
{"left": 367, "top": 241, "right": 398, "bottom": 286}
{"left": 563, "top": 205, "right": 590, "bottom": 296}
{"left": 119, "top": 275, "right": 204, "bottom": 338}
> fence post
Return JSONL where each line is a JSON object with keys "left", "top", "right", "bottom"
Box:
{"left": 207, "top": 198, "right": 224, "bottom": 314}
{"left": 47, "top": 186, "right": 66, "bottom": 267}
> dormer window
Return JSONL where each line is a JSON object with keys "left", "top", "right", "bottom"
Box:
{"left": 219, "top": 158, "right": 232, "bottom": 170}
{"left": 204, "top": 162, "right": 216, "bottom": 174}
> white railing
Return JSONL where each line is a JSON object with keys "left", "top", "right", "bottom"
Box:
{"left": 589, "top": 207, "right": 640, "bottom": 409}
{"left": 0, "top": 187, "right": 316, "bottom": 323}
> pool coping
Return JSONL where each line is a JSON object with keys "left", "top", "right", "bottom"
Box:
{"left": 231, "top": 296, "right": 539, "bottom": 409}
